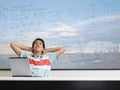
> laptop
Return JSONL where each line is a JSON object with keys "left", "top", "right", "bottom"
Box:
{"left": 9, "top": 57, "right": 32, "bottom": 77}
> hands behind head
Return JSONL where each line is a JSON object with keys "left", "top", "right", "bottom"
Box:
{"left": 43, "top": 48, "right": 47, "bottom": 54}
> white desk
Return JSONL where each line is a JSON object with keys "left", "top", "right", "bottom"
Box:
{"left": 0, "top": 70, "right": 120, "bottom": 80}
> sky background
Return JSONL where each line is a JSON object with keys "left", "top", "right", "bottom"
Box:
{"left": 0, "top": 0, "right": 120, "bottom": 54}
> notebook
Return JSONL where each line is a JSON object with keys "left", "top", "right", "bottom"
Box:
{"left": 9, "top": 57, "right": 32, "bottom": 77}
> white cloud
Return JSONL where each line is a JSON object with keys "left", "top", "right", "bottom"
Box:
{"left": 59, "top": 32, "right": 76, "bottom": 37}
{"left": 76, "top": 14, "right": 120, "bottom": 26}
{"left": 48, "top": 23, "right": 77, "bottom": 37}
{"left": 21, "top": 23, "right": 78, "bottom": 38}
{"left": 49, "top": 23, "right": 76, "bottom": 32}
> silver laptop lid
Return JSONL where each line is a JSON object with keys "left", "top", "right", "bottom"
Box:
{"left": 9, "top": 57, "right": 32, "bottom": 77}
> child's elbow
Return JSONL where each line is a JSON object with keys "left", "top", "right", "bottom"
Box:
{"left": 10, "top": 42, "right": 16, "bottom": 48}
{"left": 10, "top": 42, "right": 14, "bottom": 47}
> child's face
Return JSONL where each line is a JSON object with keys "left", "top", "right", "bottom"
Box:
{"left": 33, "top": 40, "right": 44, "bottom": 52}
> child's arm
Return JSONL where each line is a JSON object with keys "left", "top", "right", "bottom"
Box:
{"left": 10, "top": 43, "right": 32, "bottom": 56}
{"left": 44, "top": 47, "right": 66, "bottom": 57}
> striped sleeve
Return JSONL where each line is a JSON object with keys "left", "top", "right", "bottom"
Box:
{"left": 20, "top": 51, "right": 28, "bottom": 57}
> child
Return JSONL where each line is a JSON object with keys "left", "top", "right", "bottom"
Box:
{"left": 10, "top": 38, "right": 66, "bottom": 77}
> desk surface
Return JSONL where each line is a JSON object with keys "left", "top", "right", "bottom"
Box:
{"left": 0, "top": 76, "right": 120, "bottom": 81}
{"left": 1, "top": 70, "right": 120, "bottom": 80}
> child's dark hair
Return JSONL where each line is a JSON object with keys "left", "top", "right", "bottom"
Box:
{"left": 32, "top": 38, "right": 45, "bottom": 53}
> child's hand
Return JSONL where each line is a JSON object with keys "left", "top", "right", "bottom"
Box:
{"left": 43, "top": 48, "right": 47, "bottom": 54}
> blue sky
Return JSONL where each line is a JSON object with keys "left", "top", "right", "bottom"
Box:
{"left": 0, "top": 0, "right": 120, "bottom": 54}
